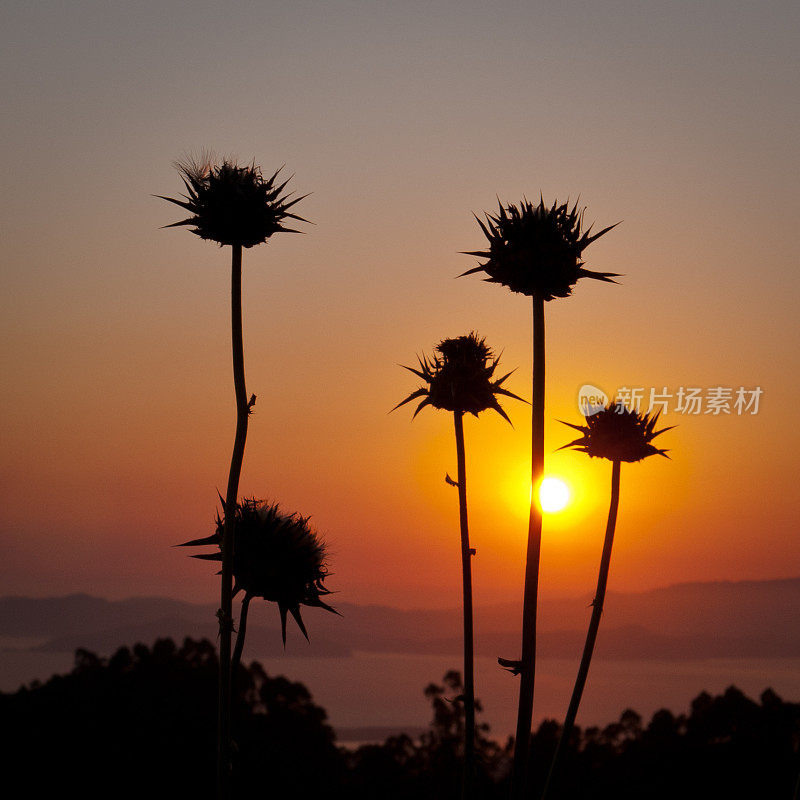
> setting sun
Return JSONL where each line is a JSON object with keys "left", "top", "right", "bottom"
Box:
{"left": 539, "top": 477, "right": 570, "bottom": 513}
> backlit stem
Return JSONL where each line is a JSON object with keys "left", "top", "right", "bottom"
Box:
{"left": 454, "top": 410, "right": 476, "bottom": 799}
{"left": 542, "top": 459, "right": 621, "bottom": 800}
{"left": 218, "top": 243, "right": 248, "bottom": 800}
{"left": 510, "top": 292, "right": 545, "bottom": 800}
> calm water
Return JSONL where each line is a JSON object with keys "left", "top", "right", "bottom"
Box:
{"left": 3, "top": 640, "right": 798, "bottom": 741}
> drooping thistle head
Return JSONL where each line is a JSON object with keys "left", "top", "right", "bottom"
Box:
{"left": 559, "top": 404, "right": 673, "bottom": 463}
{"left": 462, "top": 197, "right": 619, "bottom": 299}
{"left": 393, "top": 332, "right": 525, "bottom": 423}
{"left": 158, "top": 153, "right": 306, "bottom": 248}
{"left": 179, "top": 498, "right": 336, "bottom": 644}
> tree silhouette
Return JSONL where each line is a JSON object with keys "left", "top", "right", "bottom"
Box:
{"left": 345, "top": 670, "right": 511, "bottom": 800}
{"left": 0, "top": 638, "right": 341, "bottom": 799}
{"left": 2, "top": 650, "right": 799, "bottom": 799}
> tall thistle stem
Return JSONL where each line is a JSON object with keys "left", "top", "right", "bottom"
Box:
{"left": 541, "top": 459, "right": 621, "bottom": 800}
{"left": 453, "top": 410, "right": 476, "bottom": 799}
{"left": 219, "top": 243, "right": 249, "bottom": 799}
{"left": 511, "top": 293, "right": 546, "bottom": 800}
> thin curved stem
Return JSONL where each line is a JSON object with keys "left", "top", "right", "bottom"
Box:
{"left": 218, "top": 243, "right": 248, "bottom": 800}
{"left": 232, "top": 593, "right": 253, "bottom": 679}
{"left": 511, "top": 293, "right": 546, "bottom": 800}
{"left": 454, "top": 411, "right": 476, "bottom": 799}
{"left": 541, "top": 459, "right": 621, "bottom": 800}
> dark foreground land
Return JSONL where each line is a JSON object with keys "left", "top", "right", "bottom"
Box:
{"left": 1, "top": 637, "right": 798, "bottom": 799}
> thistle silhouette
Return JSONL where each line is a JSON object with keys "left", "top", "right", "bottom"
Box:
{"left": 395, "top": 332, "right": 525, "bottom": 799}
{"left": 462, "top": 198, "right": 619, "bottom": 298}
{"left": 395, "top": 332, "right": 523, "bottom": 423}
{"left": 462, "top": 197, "right": 618, "bottom": 800}
{"left": 542, "top": 404, "right": 672, "bottom": 799}
{"left": 158, "top": 154, "right": 305, "bottom": 246}
{"left": 160, "top": 153, "right": 306, "bottom": 799}
{"left": 179, "top": 498, "right": 337, "bottom": 673}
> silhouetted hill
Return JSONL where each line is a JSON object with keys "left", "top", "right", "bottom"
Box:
{"left": 3, "top": 577, "right": 800, "bottom": 660}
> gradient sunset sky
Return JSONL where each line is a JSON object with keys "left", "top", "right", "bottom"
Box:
{"left": 2, "top": 0, "right": 798, "bottom": 611}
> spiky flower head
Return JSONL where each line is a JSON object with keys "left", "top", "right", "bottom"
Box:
{"left": 393, "top": 332, "right": 525, "bottom": 423}
{"left": 179, "top": 498, "right": 336, "bottom": 644}
{"left": 462, "top": 197, "right": 619, "bottom": 300}
{"left": 158, "top": 153, "right": 306, "bottom": 248}
{"left": 559, "top": 404, "right": 673, "bottom": 463}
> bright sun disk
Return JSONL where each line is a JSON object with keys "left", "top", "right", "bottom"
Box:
{"left": 539, "top": 477, "right": 570, "bottom": 512}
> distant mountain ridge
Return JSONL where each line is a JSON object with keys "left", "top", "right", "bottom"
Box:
{"left": 0, "top": 594, "right": 209, "bottom": 637}
{"left": 3, "top": 576, "right": 800, "bottom": 660}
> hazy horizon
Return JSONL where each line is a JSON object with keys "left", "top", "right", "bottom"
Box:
{"left": 6, "top": 571, "right": 800, "bottom": 608}
{"left": 6, "top": 577, "right": 800, "bottom": 739}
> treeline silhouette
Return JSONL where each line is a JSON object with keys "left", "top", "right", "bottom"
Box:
{"left": 1, "top": 637, "right": 798, "bottom": 799}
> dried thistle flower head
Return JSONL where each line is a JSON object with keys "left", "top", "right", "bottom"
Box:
{"left": 179, "top": 498, "right": 336, "bottom": 644}
{"left": 393, "top": 332, "right": 525, "bottom": 423}
{"left": 559, "top": 404, "right": 673, "bottom": 463}
{"left": 462, "top": 197, "right": 619, "bottom": 300}
{"left": 158, "top": 154, "right": 306, "bottom": 248}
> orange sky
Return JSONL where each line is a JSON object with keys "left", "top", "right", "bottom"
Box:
{"left": 1, "top": 0, "right": 798, "bottom": 609}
